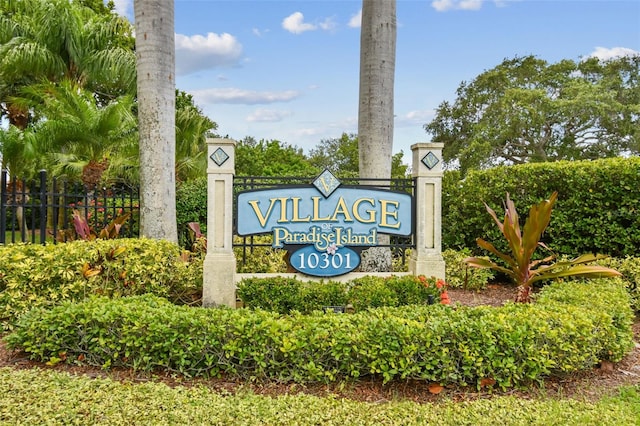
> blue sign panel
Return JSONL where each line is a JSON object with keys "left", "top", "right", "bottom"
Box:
{"left": 237, "top": 187, "right": 412, "bottom": 237}
{"left": 236, "top": 173, "right": 413, "bottom": 278}
{"left": 288, "top": 245, "right": 360, "bottom": 277}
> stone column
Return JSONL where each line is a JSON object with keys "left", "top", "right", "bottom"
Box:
{"left": 408, "top": 143, "right": 446, "bottom": 280}
{"left": 203, "top": 138, "right": 237, "bottom": 307}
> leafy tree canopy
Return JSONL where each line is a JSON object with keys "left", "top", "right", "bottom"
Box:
{"left": 309, "top": 133, "right": 408, "bottom": 178}
{"left": 235, "top": 137, "right": 318, "bottom": 177}
{"left": 424, "top": 54, "right": 640, "bottom": 174}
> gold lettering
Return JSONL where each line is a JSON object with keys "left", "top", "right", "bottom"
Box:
{"left": 248, "top": 198, "right": 280, "bottom": 228}
{"left": 330, "top": 197, "right": 353, "bottom": 222}
{"left": 291, "top": 197, "right": 310, "bottom": 222}
{"left": 352, "top": 198, "right": 376, "bottom": 223}
{"left": 311, "top": 196, "right": 331, "bottom": 221}
{"left": 318, "top": 174, "right": 338, "bottom": 193}
{"left": 380, "top": 200, "right": 401, "bottom": 229}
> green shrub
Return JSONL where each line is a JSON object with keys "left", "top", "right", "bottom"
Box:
{"left": 238, "top": 275, "right": 447, "bottom": 314}
{"left": 0, "top": 239, "right": 203, "bottom": 330}
{"left": 236, "top": 276, "right": 304, "bottom": 313}
{"left": 347, "top": 276, "right": 399, "bottom": 311}
{"left": 299, "top": 281, "right": 349, "bottom": 313}
{"left": 442, "top": 157, "right": 640, "bottom": 257}
{"left": 234, "top": 235, "right": 289, "bottom": 273}
{"left": 175, "top": 177, "right": 208, "bottom": 247}
{"left": 594, "top": 256, "right": 640, "bottom": 312}
{"left": 443, "top": 248, "right": 494, "bottom": 290}
{"left": 5, "top": 279, "right": 633, "bottom": 389}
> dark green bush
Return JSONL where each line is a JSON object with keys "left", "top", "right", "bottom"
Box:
{"left": 5, "top": 279, "right": 633, "bottom": 389}
{"left": 347, "top": 276, "right": 399, "bottom": 311}
{"left": 442, "top": 157, "right": 640, "bottom": 257}
{"left": 236, "top": 276, "right": 303, "bottom": 313}
{"left": 237, "top": 274, "right": 445, "bottom": 314}
{"left": 0, "top": 239, "right": 203, "bottom": 330}
{"left": 176, "top": 177, "right": 208, "bottom": 247}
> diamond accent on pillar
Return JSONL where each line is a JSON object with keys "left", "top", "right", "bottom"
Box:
{"left": 422, "top": 151, "right": 439, "bottom": 170}
{"left": 210, "top": 147, "right": 229, "bottom": 166}
{"left": 312, "top": 169, "right": 341, "bottom": 198}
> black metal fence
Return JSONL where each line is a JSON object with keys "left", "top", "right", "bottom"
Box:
{"left": 1, "top": 169, "right": 139, "bottom": 244}
{"left": 232, "top": 175, "right": 416, "bottom": 268}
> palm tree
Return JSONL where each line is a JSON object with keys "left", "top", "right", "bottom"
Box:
{"left": 357, "top": 0, "right": 397, "bottom": 271}
{"left": 134, "top": 0, "right": 178, "bottom": 243}
{"left": 175, "top": 91, "right": 217, "bottom": 183}
{"left": 19, "top": 80, "right": 137, "bottom": 189}
{"left": 0, "top": 0, "right": 135, "bottom": 128}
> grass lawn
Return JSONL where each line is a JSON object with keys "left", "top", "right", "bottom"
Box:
{"left": 1, "top": 367, "right": 639, "bottom": 425}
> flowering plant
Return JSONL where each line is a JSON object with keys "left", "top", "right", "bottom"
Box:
{"left": 417, "top": 275, "right": 450, "bottom": 305}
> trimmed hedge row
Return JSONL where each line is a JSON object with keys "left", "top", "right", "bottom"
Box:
{"left": 237, "top": 275, "right": 447, "bottom": 314}
{"left": 0, "top": 239, "right": 203, "bottom": 330}
{"left": 443, "top": 157, "right": 640, "bottom": 257}
{"left": 5, "top": 279, "right": 633, "bottom": 389}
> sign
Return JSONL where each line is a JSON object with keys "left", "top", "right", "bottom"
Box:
{"left": 237, "top": 171, "right": 413, "bottom": 276}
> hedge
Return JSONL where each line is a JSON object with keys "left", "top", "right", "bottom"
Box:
{"left": 5, "top": 279, "right": 633, "bottom": 389}
{"left": 443, "top": 156, "right": 640, "bottom": 257}
{"left": 0, "top": 239, "right": 203, "bottom": 330}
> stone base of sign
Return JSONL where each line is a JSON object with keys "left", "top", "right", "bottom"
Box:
{"left": 203, "top": 254, "right": 236, "bottom": 308}
{"left": 408, "top": 254, "right": 446, "bottom": 280}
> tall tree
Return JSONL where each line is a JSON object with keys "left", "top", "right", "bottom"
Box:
{"left": 175, "top": 90, "right": 217, "bottom": 183}
{"left": 357, "top": 0, "right": 397, "bottom": 271}
{"left": 309, "top": 133, "right": 408, "bottom": 178}
{"left": 424, "top": 55, "right": 640, "bottom": 174}
{"left": 358, "top": 0, "right": 396, "bottom": 181}
{"left": 0, "top": 0, "right": 135, "bottom": 128}
{"left": 18, "top": 80, "right": 137, "bottom": 188}
{"left": 134, "top": 0, "right": 178, "bottom": 242}
{"left": 235, "top": 137, "right": 317, "bottom": 177}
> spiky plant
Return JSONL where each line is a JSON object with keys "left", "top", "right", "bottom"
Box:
{"left": 465, "top": 192, "right": 621, "bottom": 303}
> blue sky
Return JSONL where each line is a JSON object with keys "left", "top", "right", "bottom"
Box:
{"left": 113, "top": 0, "right": 640, "bottom": 158}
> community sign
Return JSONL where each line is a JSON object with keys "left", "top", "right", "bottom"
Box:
{"left": 236, "top": 170, "right": 413, "bottom": 277}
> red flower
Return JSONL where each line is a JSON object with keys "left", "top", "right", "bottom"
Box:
{"left": 440, "top": 290, "right": 450, "bottom": 305}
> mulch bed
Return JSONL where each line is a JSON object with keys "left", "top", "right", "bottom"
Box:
{"left": 1, "top": 285, "right": 638, "bottom": 404}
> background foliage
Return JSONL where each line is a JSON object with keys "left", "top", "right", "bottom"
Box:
{"left": 442, "top": 156, "right": 640, "bottom": 258}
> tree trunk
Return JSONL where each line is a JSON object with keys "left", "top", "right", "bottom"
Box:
{"left": 134, "top": 0, "right": 178, "bottom": 243}
{"left": 357, "top": 0, "right": 396, "bottom": 272}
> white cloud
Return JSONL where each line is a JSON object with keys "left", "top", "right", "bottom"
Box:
{"left": 190, "top": 88, "right": 301, "bottom": 105}
{"left": 348, "top": 10, "right": 362, "bottom": 28}
{"left": 588, "top": 46, "right": 639, "bottom": 61}
{"left": 282, "top": 12, "right": 317, "bottom": 34}
{"left": 111, "top": 0, "right": 132, "bottom": 17}
{"left": 282, "top": 12, "right": 336, "bottom": 34}
{"left": 319, "top": 17, "right": 337, "bottom": 31}
{"left": 395, "top": 110, "right": 435, "bottom": 127}
{"left": 175, "top": 33, "right": 243, "bottom": 76}
{"left": 431, "top": 0, "right": 496, "bottom": 12}
{"left": 246, "top": 108, "right": 293, "bottom": 123}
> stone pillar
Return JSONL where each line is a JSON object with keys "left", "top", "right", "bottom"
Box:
{"left": 408, "top": 143, "right": 446, "bottom": 280}
{"left": 203, "top": 138, "right": 237, "bottom": 308}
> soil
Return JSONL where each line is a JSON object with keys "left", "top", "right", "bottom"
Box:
{"left": 1, "top": 284, "right": 639, "bottom": 404}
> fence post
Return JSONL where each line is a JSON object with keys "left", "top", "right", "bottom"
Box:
{"left": 39, "top": 170, "right": 47, "bottom": 244}
{"left": 0, "top": 169, "right": 6, "bottom": 244}
{"left": 202, "top": 138, "right": 237, "bottom": 308}
{"left": 408, "top": 143, "right": 446, "bottom": 279}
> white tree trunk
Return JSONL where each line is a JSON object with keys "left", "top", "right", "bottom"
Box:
{"left": 358, "top": 0, "right": 396, "bottom": 272}
{"left": 134, "top": 0, "right": 178, "bottom": 243}
{"left": 358, "top": 0, "right": 396, "bottom": 182}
